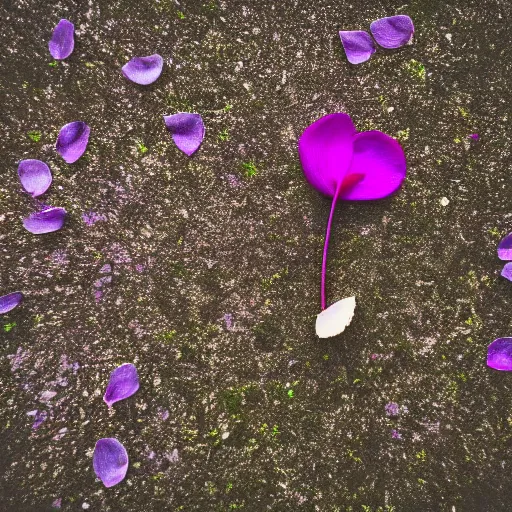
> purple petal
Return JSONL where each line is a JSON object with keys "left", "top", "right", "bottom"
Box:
{"left": 163, "top": 113, "right": 205, "bottom": 156}
{"left": 0, "top": 292, "right": 23, "bottom": 314}
{"left": 339, "top": 31, "right": 376, "bottom": 64}
{"left": 501, "top": 263, "right": 512, "bottom": 281}
{"left": 340, "top": 131, "right": 407, "bottom": 200}
{"left": 497, "top": 233, "right": 512, "bottom": 261}
{"left": 385, "top": 402, "right": 400, "bottom": 417}
{"left": 370, "top": 15, "right": 414, "bottom": 49}
{"left": 23, "top": 207, "right": 67, "bottom": 234}
{"left": 122, "top": 54, "right": 164, "bottom": 85}
{"left": 52, "top": 498, "right": 62, "bottom": 509}
{"left": 56, "top": 121, "right": 90, "bottom": 163}
{"left": 487, "top": 338, "right": 512, "bottom": 371}
{"left": 103, "top": 363, "right": 140, "bottom": 408}
{"left": 93, "top": 438, "right": 129, "bottom": 487}
{"left": 18, "top": 159, "right": 52, "bottom": 197}
{"left": 49, "top": 19, "right": 74, "bottom": 60}
{"left": 298, "top": 113, "right": 356, "bottom": 197}
{"left": 468, "top": 133, "right": 480, "bottom": 141}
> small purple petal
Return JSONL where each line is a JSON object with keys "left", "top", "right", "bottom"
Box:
{"left": 23, "top": 207, "right": 66, "bottom": 234}
{"left": 52, "top": 497, "right": 62, "bottom": 509}
{"left": 487, "top": 338, "right": 512, "bottom": 371}
{"left": 103, "top": 363, "right": 140, "bottom": 408}
{"left": 93, "top": 438, "right": 129, "bottom": 487}
{"left": 340, "top": 131, "right": 407, "bottom": 200}
{"left": 468, "top": 133, "right": 480, "bottom": 141}
{"left": 122, "top": 54, "right": 164, "bottom": 85}
{"left": 163, "top": 113, "right": 205, "bottom": 156}
{"left": 298, "top": 113, "right": 356, "bottom": 197}
{"left": 56, "top": 121, "right": 90, "bottom": 163}
{"left": 100, "top": 264, "right": 112, "bottom": 274}
{"left": 32, "top": 410, "right": 48, "bottom": 429}
{"left": 501, "top": 263, "right": 512, "bottom": 282}
{"left": 498, "top": 233, "right": 512, "bottom": 260}
{"left": 391, "top": 429, "right": 402, "bottom": 439}
{"left": 339, "top": 31, "right": 376, "bottom": 65}
{"left": 385, "top": 402, "right": 400, "bottom": 417}
{"left": 370, "top": 15, "right": 414, "bottom": 49}
{"left": 18, "top": 159, "right": 52, "bottom": 197}
{"left": 49, "top": 19, "right": 74, "bottom": 60}
{"left": 0, "top": 292, "right": 23, "bottom": 314}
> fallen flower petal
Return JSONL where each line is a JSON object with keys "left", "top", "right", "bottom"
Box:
{"left": 56, "top": 121, "right": 90, "bottom": 163}
{"left": 497, "top": 233, "right": 512, "bottom": 260}
{"left": 340, "top": 131, "right": 407, "bottom": 200}
{"left": 339, "top": 30, "right": 376, "bottom": 64}
{"left": 18, "top": 159, "right": 52, "bottom": 197}
{"left": 23, "top": 207, "right": 67, "bottom": 234}
{"left": 103, "top": 363, "right": 140, "bottom": 408}
{"left": 391, "top": 429, "right": 402, "bottom": 439}
{"left": 487, "top": 338, "right": 512, "bottom": 371}
{"left": 49, "top": 19, "right": 74, "bottom": 60}
{"left": 0, "top": 292, "right": 23, "bottom": 315}
{"left": 501, "top": 263, "right": 512, "bottom": 282}
{"left": 370, "top": 15, "right": 414, "bottom": 49}
{"left": 163, "top": 113, "right": 205, "bottom": 156}
{"left": 298, "top": 113, "right": 406, "bottom": 312}
{"left": 468, "top": 133, "right": 480, "bottom": 141}
{"left": 122, "top": 54, "right": 163, "bottom": 85}
{"left": 385, "top": 402, "right": 400, "bottom": 417}
{"left": 93, "top": 438, "right": 129, "bottom": 487}
{"left": 315, "top": 296, "right": 356, "bottom": 338}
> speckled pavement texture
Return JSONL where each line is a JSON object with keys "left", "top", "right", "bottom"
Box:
{"left": 1, "top": 0, "right": 512, "bottom": 510}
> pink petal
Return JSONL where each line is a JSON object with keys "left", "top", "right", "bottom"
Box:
{"left": 56, "top": 121, "right": 90, "bottom": 163}
{"left": 93, "top": 438, "right": 129, "bottom": 487}
{"left": 48, "top": 19, "right": 74, "bottom": 60}
{"left": 370, "top": 15, "right": 414, "bottom": 49}
{"left": 497, "top": 233, "right": 512, "bottom": 261}
{"left": 22, "top": 207, "right": 67, "bottom": 234}
{"left": 103, "top": 363, "right": 140, "bottom": 408}
{"left": 163, "top": 113, "right": 205, "bottom": 156}
{"left": 339, "top": 31, "right": 376, "bottom": 64}
{"left": 297, "top": 113, "right": 356, "bottom": 197}
{"left": 0, "top": 292, "right": 23, "bottom": 314}
{"left": 122, "top": 54, "right": 164, "bottom": 85}
{"left": 487, "top": 338, "right": 512, "bottom": 371}
{"left": 18, "top": 159, "right": 52, "bottom": 197}
{"left": 340, "top": 131, "right": 406, "bottom": 200}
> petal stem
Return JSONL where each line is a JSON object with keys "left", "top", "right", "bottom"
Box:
{"left": 321, "top": 183, "right": 342, "bottom": 311}
{"left": 321, "top": 173, "right": 365, "bottom": 310}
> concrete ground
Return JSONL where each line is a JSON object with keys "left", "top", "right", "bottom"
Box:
{"left": 1, "top": 0, "right": 512, "bottom": 510}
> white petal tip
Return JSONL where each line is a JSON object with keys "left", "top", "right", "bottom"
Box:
{"left": 315, "top": 296, "right": 356, "bottom": 338}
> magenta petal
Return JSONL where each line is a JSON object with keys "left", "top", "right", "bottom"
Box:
{"left": 23, "top": 207, "right": 67, "bottom": 234}
{"left": 497, "top": 233, "right": 512, "bottom": 261}
{"left": 298, "top": 113, "right": 356, "bottom": 197}
{"left": 370, "top": 15, "right": 414, "bottom": 49}
{"left": 0, "top": 292, "right": 23, "bottom": 314}
{"left": 103, "top": 363, "right": 140, "bottom": 408}
{"left": 501, "top": 263, "right": 512, "bottom": 281}
{"left": 18, "top": 159, "right": 52, "bottom": 197}
{"left": 49, "top": 19, "right": 74, "bottom": 60}
{"left": 340, "top": 131, "right": 406, "bottom": 200}
{"left": 122, "top": 54, "right": 163, "bottom": 85}
{"left": 93, "top": 438, "right": 129, "bottom": 487}
{"left": 163, "top": 113, "right": 205, "bottom": 156}
{"left": 339, "top": 31, "right": 376, "bottom": 64}
{"left": 487, "top": 338, "right": 512, "bottom": 371}
{"left": 56, "top": 121, "right": 90, "bottom": 163}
